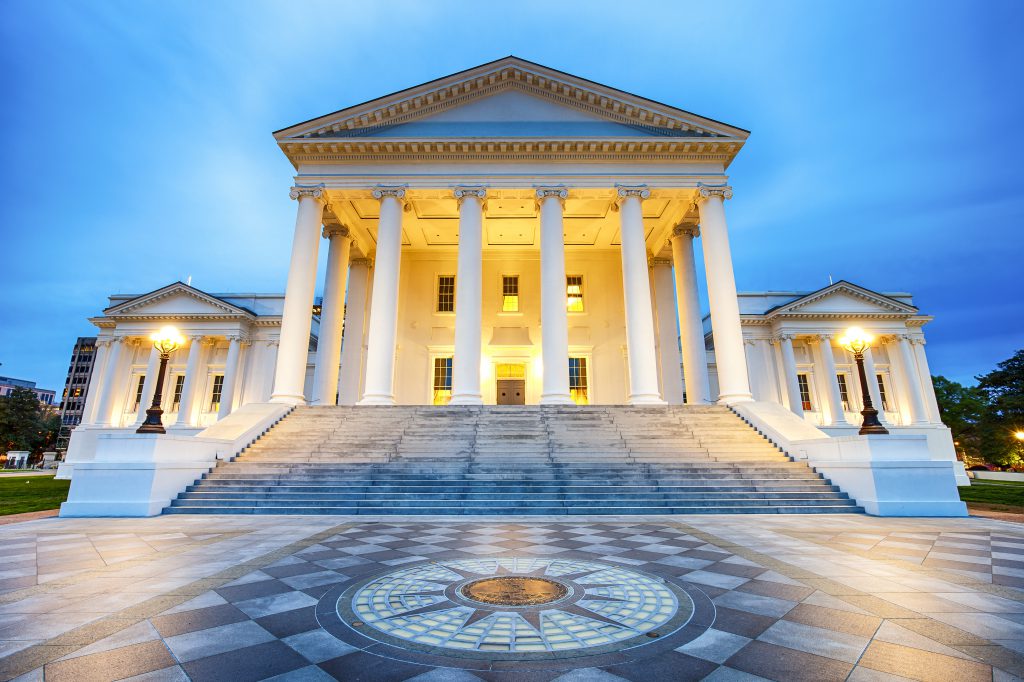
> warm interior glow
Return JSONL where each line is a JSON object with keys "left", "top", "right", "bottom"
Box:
{"left": 1015, "top": 431, "right": 1024, "bottom": 441}
{"left": 151, "top": 326, "right": 185, "bottom": 356}
{"left": 838, "top": 327, "right": 873, "bottom": 355}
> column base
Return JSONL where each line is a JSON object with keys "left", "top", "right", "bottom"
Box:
{"left": 357, "top": 395, "right": 396, "bottom": 406}
{"left": 717, "top": 393, "right": 754, "bottom": 405}
{"left": 540, "top": 394, "right": 575, "bottom": 406}
{"left": 270, "top": 393, "right": 307, "bottom": 406}
{"left": 628, "top": 394, "right": 667, "bottom": 406}
{"left": 449, "top": 395, "right": 483, "bottom": 406}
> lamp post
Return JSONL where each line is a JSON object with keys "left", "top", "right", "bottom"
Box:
{"left": 838, "top": 327, "right": 889, "bottom": 435}
{"left": 136, "top": 326, "right": 185, "bottom": 434}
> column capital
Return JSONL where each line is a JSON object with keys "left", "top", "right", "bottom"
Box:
{"left": 910, "top": 337, "right": 926, "bottom": 346}
{"left": 535, "top": 186, "right": 568, "bottom": 207}
{"left": 453, "top": 186, "right": 487, "bottom": 205}
{"left": 615, "top": 185, "right": 651, "bottom": 203}
{"left": 672, "top": 223, "right": 700, "bottom": 239}
{"left": 648, "top": 257, "right": 672, "bottom": 268}
{"left": 266, "top": 339, "right": 280, "bottom": 348}
{"left": 96, "top": 337, "right": 116, "bottom": 348}
{"left": 289, "top": 184, "right": 327, "bottom": 204}
{"left": 774, "top": 333, "right": 797, "bottom": 343}
{"left": 226, "top": 334, "right": 247, "bottom": 343}
{"left": 187, "top": 334, "right": 205, "bottom": 343}
{"left": 816, "top": 333, "right": 835, "bottom": 342}
{"left": 350, "top": 257, "right": 373, "bottom": 268}
{"left": 694, "top": 183, "right": 734, "bottom": 204}
{"left": 372, "top": 186, "right": 406, "bottom": 201}
{"left": 322, "top": 223, "right": 351, "bottom": 240}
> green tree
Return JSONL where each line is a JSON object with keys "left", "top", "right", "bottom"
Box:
{"left": 0, "top": 388, "right": 60, "bottom": 456}
{"left": 932, "top": 375, "right": 986, "bottom": 464}
{"left": 976, "top": 349, "right": 1024, "bottom": 469}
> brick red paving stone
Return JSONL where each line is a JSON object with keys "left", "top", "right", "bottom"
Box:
{"left": 181, "top": 640, "right": 309, "bottom": 682}
{"left": 856, "top": 640, "right": 993, "bottom": 681}
{"left": 150, "top": 603, "right": 249, "bottom": 638}
{"left": 725, "top": 640, "right": 853, "bottom": 682}
{"left": 44, "top": 640, "right": 176, "bottom": 682}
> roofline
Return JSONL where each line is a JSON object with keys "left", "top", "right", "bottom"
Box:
{"left": 273, "top": 55, "right": 749, "bottom": 138}
{"left": 103, "top": 281, "right": 258, "bottom": 317}
{"left": 762, "top": 280, "right": 918, "bottom": 315}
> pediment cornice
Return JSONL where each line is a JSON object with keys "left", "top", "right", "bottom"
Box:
{"left": 762, "top": 282, "right": 918, "bottom": 319}
{"left": 102, "top": 282, "right": 257, "bottom": 319}
{"left": 274, "top": 57, "right": 747, "bottom": 166}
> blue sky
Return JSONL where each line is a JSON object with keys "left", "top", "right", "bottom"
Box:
{"left": 1, "top": 0, "right": 1022, "bottom": 391}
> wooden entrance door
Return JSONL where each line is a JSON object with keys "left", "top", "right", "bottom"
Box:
{"left": 495, "top": 363, "right": 526, "bottom": 405}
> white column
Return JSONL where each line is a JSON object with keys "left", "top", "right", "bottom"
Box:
{"left": 777, "top": 334, "right": 804, "bottom": 417}
{"left": 617, "top": 187, "right": 665, "bottom": 405}
{"left": 651, "top": 257, "right": 684, "bottom": 404}
{"left": 81, "top": 339, "right": 110, "bottom": 425}
{"left": 218, "top": 335, "right": 244, "bottom": 420}
{"left": 171, "top": 335, "right": 205, "bottom": 428}
{"left": 134, "top": 346, "right": 161, "bottom": 425}
{"left": 694, "top": 184, "right": 753, "bottom": 403}
{"left": 861, "top": 347, "right": 889, "bottom": 424}
{"left": 816, "top": 334, "right": 849, "bottom": 425}
{"left": 90, "top": 337, "right": 125, "bottom": 426}
{"left": 270, "top": 184, "right": 327, "bottom": 404}
{"left": 670, "top": 224, "right": 711, "bottom": 404}
{"left": 338, "top": 259, "right": 371, "bottom": 405}
{"left": 536, "top": 188, "right": 573, "bottom": 405}
{"left": 912, "top": 338, "right": 942, "bottom": 422}
{"left": 450, "top": 187, "right": 486, "bottom": 405}
{"left": 897, "top": 334, "right": 929, "bottom": 425}
{"left": 359, "top": 187, "right": 405, "bottom": 405}
{"left": 311, "top": 224, "right": 353, "bottom": 406}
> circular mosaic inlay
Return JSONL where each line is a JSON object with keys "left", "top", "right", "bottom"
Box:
{"left": 344, "top": 557, "right": 690, "bottom": 656}
{"left": 462, "top": 576, "right": 569, "bottom": 606}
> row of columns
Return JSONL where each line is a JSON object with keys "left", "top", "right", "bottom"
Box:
{"left": 271, "top": 182, "right": 754, "bottom": 407}
{"left": 84, "top": 334, "right": 248, "bottom": 428}
{"left": 771, "top": 332, "right": 934, "bottom": 426}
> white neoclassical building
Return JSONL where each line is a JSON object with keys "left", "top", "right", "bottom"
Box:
{"left": 59, "top": 57, "right": 966, "bottom": 515}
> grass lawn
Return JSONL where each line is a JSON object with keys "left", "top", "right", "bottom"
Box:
{"left": 959, "top": 479, "right": 1024, "bottom": 513}
{"left": 0, "top": 475, "right": 70, "bottom": 515}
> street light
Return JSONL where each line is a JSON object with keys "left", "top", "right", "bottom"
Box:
{"left": 838, "top": 327, "right": 889, "bottom": 436}
{"left": 136, "top": 326, "right": 185, "bottom": 434}
{"left": 1015, "top": 431, "right": 1024, "bottom": 441}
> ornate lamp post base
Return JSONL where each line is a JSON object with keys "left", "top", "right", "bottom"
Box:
{"left": 136, "top": 408, "right": 167, "bottom": 434}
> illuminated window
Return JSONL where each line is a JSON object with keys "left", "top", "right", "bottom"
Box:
{"left": 171, "top": 375, "right": 185, "bottom": 411}
{"left": 569, "top": 357, "right": 589, "bottom": 405}
{"left": 432, "top": 357, "right": 452, "bottom": 405}
{"left": 437, "top": 275, "right": 455, "bottom": 312}
{"left": 796, "top": 373, "right": 813, "bottom": 411}
{"left": 73, "top": 388, "right": 82, "bottom": 397}
{"left": 502, "top": 275, "right": 520, "bottom": 312}
{"left": 876, "top": 373, "right": 890, "bottom": 411}
{"left": 210, "top": 375, "right": 224, "bottom": 411}
{"left": 836, "top": 374, "right": 850, "bottom": 411}
{"left": 132, "top": 375, "right": 146, "bottom": 411}
{"left": 566, "top": 275, "right": 584, "bottom": 312}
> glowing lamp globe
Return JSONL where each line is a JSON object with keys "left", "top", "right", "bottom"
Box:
{"left": 838, "top": 327, "right": 873, "bottom": 355}
{"left": 151, "top": 326, "right": 185, "bottom": 356}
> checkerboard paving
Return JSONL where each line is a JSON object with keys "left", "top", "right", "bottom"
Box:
{"left": 0, "top": 515, "right": 1022, "bottom": 681}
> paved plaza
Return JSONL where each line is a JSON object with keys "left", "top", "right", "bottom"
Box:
{"left": 0, "top": 514, "right": 1022, "bottom": 681}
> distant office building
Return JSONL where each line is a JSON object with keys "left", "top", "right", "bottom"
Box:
{"left": 56, "top": 337, "right": 98, "bottom": 449}
{"left": 0, "top": 376, "right": 56, "bottom": 406}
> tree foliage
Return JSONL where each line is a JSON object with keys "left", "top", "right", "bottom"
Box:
{"left": 0, "top": 388, "right": 60, "bottom": 456}
{"left": 934, "top": 349, "right": 1024, "bottom": 469}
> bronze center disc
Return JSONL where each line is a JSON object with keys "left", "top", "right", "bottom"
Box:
{"left": 462, "top": 576, "right": 569, "bottom": 606}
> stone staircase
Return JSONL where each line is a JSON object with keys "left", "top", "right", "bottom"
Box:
{"left": 163, "top": 405, "right": 862, "bottom": 515}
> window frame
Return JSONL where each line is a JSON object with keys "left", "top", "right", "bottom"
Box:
{"left": 566, "top": 274, "right": 585, "bottom": 313}
{"left": 209, "top": 374, "right": 225, "bottom": 412}
{"left": 500, "top": 274, "right": 520, "bottom": 313}
{"left": 569, "top": 356, "right": 589, "bottom": 405}
{"left": 435, "top": 274, "right": 456, "bottom": 314}
{"left": 836, "top": 373, "right": 850, "bottom": 412}
{"left": 171, "top": 374, "right": 186, "bottom": 411}
{"left": 796, "top": 373, "right": 814, "bottom": 412}
{"left": 876, "top": 373, "right": 891, "bottom": 411}
{"left": 431, "top": 356, "right": 453, "bottom": 405}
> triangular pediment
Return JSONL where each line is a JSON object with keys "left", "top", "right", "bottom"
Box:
{"left": 766, "top": 282, "right": 918, "bottom": 317}
{"left": 104, "top": 282, "right": 255, "bottom": 318}
{"left": 275, "top": 56, "right": 748, "bottom": 142}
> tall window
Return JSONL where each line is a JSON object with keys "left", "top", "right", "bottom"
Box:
{"left": 569, "top": 357, "right": 589, "bottom": 405}
{"left": 432, "top": 357, "right": 452, "bottom": 405}
{"left": 796, "top": 373, "right": 813, "bottom": 411}
{"left": 566, "top": 275, "right": 584, "bottom": 312}
{"left": 210, "top": 375, "right": 225, "bottom": 411}
{"left": 132, "top": 375, "right": 146, "bottom": 411}
{"left": 502, "top": 275, "right": 520, "bottom": 312}
{"left": 876, "top": 373, "right": 890, "bottom": 411}
{"left": 836, "top": 374, "right": 850, "bottom": 411}
{"left": 437, "top": 275, "right": 455, "bottom": 312}
{"left": 171, "top": 375, "right": 186, "bottom": 411}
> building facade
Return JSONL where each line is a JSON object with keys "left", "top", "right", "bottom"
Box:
{"left": 0, "top": 376, "right": 56, "bottom": 407}
{"left": 59, "top": 57, "right": 966, "bottom": 508}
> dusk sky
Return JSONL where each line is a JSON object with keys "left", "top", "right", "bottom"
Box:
{"left": 1, "top": 0, "right": 1021, "bottom": 392}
